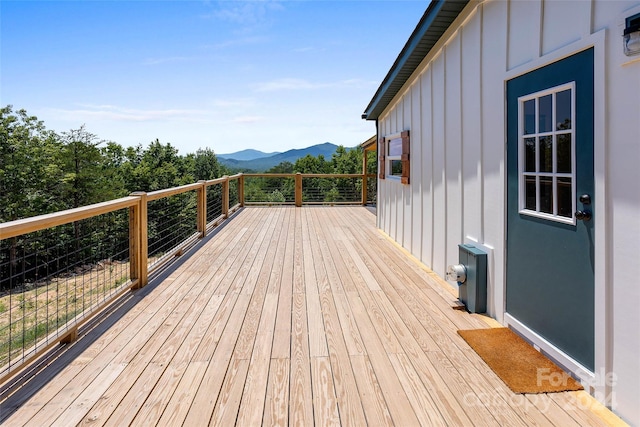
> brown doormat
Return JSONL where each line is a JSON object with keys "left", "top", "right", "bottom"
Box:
{"left": 457, "top": 328, "right": 583, "bottom": 394}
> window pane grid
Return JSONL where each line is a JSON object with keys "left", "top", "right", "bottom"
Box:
{"left": 518, "top": 83, "right": 575, "bottom": 224}
{"left": 385, "top": 134, "right": 405, "bottom": 180}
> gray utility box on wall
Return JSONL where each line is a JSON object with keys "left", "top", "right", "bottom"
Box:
{"left": 457, "top": 244, "right": 487, "bottom": 313}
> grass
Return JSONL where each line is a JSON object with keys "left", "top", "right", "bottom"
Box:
{"left": 0, "top": 261, "right": 130, "bottom": 369}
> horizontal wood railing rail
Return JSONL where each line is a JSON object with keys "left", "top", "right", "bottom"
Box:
{"left": 242, "top": 173, "right": 296, "bottom": 178}
{"left": 147, "top": 182, "right": 203, "bottom": 202}
{"left": 204, "top": 176, "right": 229, "bottom": 185}
{"left": 242, "top": 173, "right": 364, "bottom": 179}
{"left": 295, "top": 173, "right": 365, "bottom": 178}
{"left": 0, "top": 196, "right": 140, "bottom": 241}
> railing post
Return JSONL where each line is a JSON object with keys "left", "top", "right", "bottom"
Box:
{"left": 129, "top": 191, "right": 148, "bottom": 289}
{"left": 295, "top": 173, "right": 303, "bottom": 207}
{"left": 197, "top": 181, "right": 207, "bottom": 237}
{"left": 362, "top": 150, "right": 369, "bottom": 205}
{"left": 239, "top": 174, "right": 245, "bottom": 207}
{"left": 222, "top": 176, "right": 230, "bottom": 218}
{"left": 361, "top": 174, "right": 368, "bottom": 206}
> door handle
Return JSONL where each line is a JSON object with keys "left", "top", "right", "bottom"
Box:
{"left": 575, "top": 210, "right": 592, "bottom": 221}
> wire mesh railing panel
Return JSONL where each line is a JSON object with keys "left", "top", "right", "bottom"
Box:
{"left": 147, "top": 191, "right": 198, "bottom": 269}
{"left": 244, "top": 176, "right": 295, "bottom": 205}
{"left": 206, "top": 184, "right": 224, "bottom": 224}
{"left": 0, "top": 210, "right": 130, "bottom": 374}
{"left": 366, "top": 175, "right": 377, "bottom": 205}
{"left": 229, "top": 179, "right": 239, "bottom": 208}
{"left": 302, "top": 176, "right": 362, "bottom": 204}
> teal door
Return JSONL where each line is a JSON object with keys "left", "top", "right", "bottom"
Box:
{"left": 506, "top": 49, "right": 594, "bottom": 371}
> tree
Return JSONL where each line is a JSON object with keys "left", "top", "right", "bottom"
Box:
{"left": 59, "top": 126, "right": 114, "bottom": 208}
{"left": 293, "top": 154, "right": 332, "bottom": 202}
{"left": 193, "top": 147, "right": 224, "bottom": 180}
{"left": 0, "top": 108, "right": 230, "bottom": 288}
{"left": 0, "top": 106, "right": 63, "bottom": 221}
{"left": 123, "top": 140, "right": 198, "bottom": 256}
{"left": 268, "top": 161, "right": 294, "bottom": 174}
{"left": 1, "top": 106, "right": 64, "bottom": 288}
{"left": 99, "top": 141, "right": 128, "bottom": 198}
{"left": 293, "top": 154, "right": 331, "bottom": 174}
{"left": 330, "top": 146, "right": 362, "bottom": 202}
{"left": 332, "top": 145, "right": 362, "bottom": 174}
{"left": 57, "top": 127, "right": 124, "bottom": 266}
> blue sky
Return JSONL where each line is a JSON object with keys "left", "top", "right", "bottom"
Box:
{"left": 1, "top": 1, "right": 428, "bottom": 155}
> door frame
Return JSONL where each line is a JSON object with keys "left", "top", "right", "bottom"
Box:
{"left": 501, "top": 30, "right": 607, "bottom": 394}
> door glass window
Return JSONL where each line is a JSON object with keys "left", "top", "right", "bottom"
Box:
{"left": 518, "top": 83, "right": 575, "bottom": 223}
{"left": 538, "top": 94, "right": 553, "bottom": 133}
{"left": 524, "top": 100, "right": 536, "bottom": 134}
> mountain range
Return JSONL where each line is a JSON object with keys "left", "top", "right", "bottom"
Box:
{"left": 217, "top": 142, "right": 341, "bottom": 172}
{"left": 217, "top": 149, "right": 280, "bottom": 161}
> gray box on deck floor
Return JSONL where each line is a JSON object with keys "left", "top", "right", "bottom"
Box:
{"left": 458, "top": 244, "right": 487, "bottom": 313}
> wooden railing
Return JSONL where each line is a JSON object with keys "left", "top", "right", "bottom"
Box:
{"left": 0, "top": 172, "right": 374, "bottom": 383}
{"left": 242, "top": 173, "right": 376, "bottom": 207}
{"left": 0, "top": 175, "right": 243, "bottom": 382}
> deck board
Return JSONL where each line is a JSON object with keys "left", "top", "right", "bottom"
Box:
{"left": 0, "top": 206, "right": 619, "bottom": 426}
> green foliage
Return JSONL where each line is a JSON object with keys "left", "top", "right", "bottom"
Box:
{"left": 60, "top": 126, "right": 117, "bottom": 207}
{"left": 1, "top": 105, "right": 64, "bottom": 222}
{"left": 268, "top": 189, "right": 286, "bottom": 204}
{"left": 294, "top": 154, "right": 332, "bottom": 174}
{"left": 193, "top": 147, "right": 226, "bottom": 180}
{"left": 324, "top": 187, "right": 340, "bottom": 203}
{"left": 268, "top": 161, "right": 294, "bottom": 174}
{"left": 1, "top": 105, "right": 229, "bottom": 291}
{"left": 331, "top": 145, "right": 360, "bottom": 174}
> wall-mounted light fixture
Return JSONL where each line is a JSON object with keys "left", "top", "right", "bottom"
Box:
{"left": 623, "top": 13, "right": 640, "bottom": 56}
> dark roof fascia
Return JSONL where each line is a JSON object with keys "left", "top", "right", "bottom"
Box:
{"left": 362, "top": 0, "right": 470, "bottom": 121}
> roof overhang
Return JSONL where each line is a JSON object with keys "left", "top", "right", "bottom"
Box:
{"left": 360, "top": 135, "right": 377, "bottom": 151}
{"left": 362, "top": 0, "right": 470, "bottom": 121}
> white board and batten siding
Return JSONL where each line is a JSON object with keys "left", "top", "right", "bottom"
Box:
{"left": 376, "top": 0, "right": 640, "bottom": 424}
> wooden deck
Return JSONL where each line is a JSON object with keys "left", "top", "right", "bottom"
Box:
{"left": 0, "top": 207, "right": 619, "bottom": 426}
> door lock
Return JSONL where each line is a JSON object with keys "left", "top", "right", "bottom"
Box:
{"left": 579, "top": 194, "right": 592, "bottom": 205}
{"left": 575, "top": 210, "right": 592, "bottom": 221}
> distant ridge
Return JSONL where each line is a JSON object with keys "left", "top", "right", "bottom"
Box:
{"left": 218, "top": 142, "right": 341, "bottom": 172}
{"left": 217, "top": 149, "right": 280, "bottom": 161}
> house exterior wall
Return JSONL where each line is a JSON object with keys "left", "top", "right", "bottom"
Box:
{"left": 375, "top": 0, "right": 640, "bottom": 424}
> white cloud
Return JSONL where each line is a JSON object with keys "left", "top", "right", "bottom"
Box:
{"left": 46, "top": 104, "right": 217, "bottom": 123}
{"left": 210, "top": 97, "right": 256, "bottom": 108}
{"left": 202, "top": 1, "right": 284, "bottom": 26}
{"left": 254, "top": 77, "right": 378, "bottom": 92}
{"left": 232, "top": 115, "right": 264, "bottom": 123}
